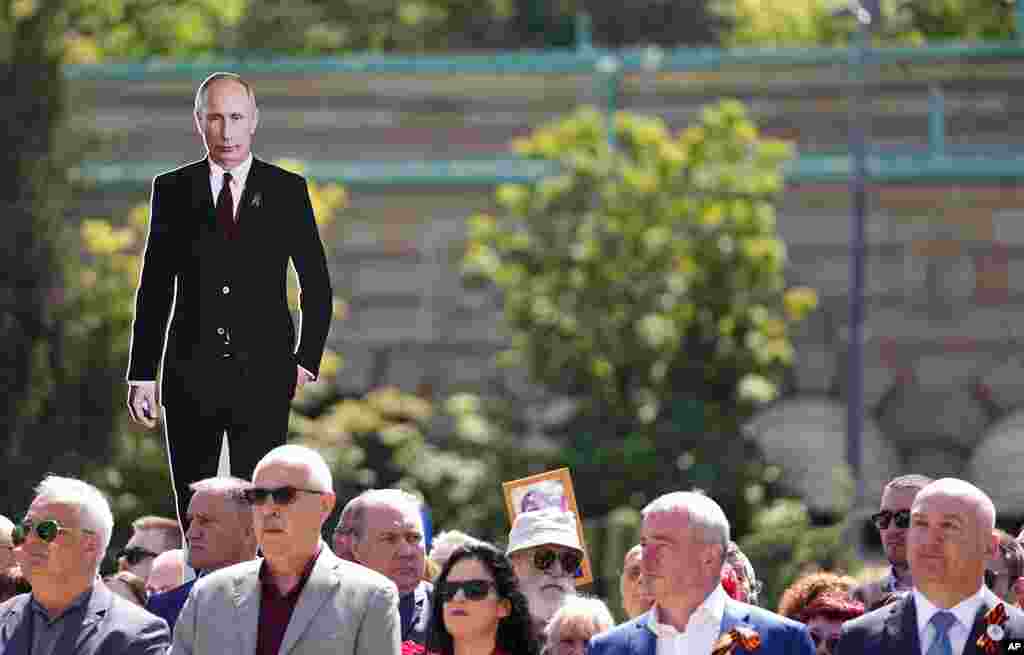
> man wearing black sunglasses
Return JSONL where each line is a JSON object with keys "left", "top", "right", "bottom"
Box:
{"left": 852, "top": 474, "right": 932, "bottom": 609}
{"left": 169, "top": 445, "right": 401, "bottom": 655}
{"left": 118, "top": 515, "right": 182, "bottom": 582}
{"left": 506, "top": 508, "right": 584, "bottom": 641}
{"left": 0, "top": 475, "right": 170, "bottom": 654}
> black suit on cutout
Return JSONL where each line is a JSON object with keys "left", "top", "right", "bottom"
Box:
{"left": 128, "top": 157, "right": 332, "bottom": 520}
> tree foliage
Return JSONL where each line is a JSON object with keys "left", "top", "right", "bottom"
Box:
{"left": 719, "top": 0, "right": 1015, "bottom": 47}
{"left": 461, "top": 101, "right": 818, "bottom": 534}
{"left": 0, "top": 0, "right": 97, "bottom": 518}
{"left": 739, "top": 498, "right": 862, "bottom": 611}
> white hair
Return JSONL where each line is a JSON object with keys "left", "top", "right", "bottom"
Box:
{"left": 349, "top": 489, "right": 423, "bottom": 543}
{"left": 429, "top": 529, "right": 482, "bottom": 568}
{"left": 642, "top": 491, "right": 730, "bottom": 561}
{"left": 915, "top": 478, "right": 997, "bottom": 530}
{"left": 34, "top": 476, "right": 114, "bottom": 572}
{"left": 0, "top": 515, "right": 13, "bottom": 540}
{"left": 253, "top": 445, "right": 333, "bottom": 493}
{"left": 544, "top": 595, "right": 616, "bottom": 652}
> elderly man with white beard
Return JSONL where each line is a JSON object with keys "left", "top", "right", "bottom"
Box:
{"left": 507, "top": 508, "right": 584, "bottom": 643}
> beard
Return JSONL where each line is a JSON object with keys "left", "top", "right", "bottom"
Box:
{"left": 520, "top": 575, "right": 576, "bottom": 623}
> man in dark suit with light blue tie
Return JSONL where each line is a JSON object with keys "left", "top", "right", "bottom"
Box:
{"left": 837, "top": 478, "right": 1024, "bottom": 655}
{"left": 587, "top": 491, "right": 814, "bottom": 655}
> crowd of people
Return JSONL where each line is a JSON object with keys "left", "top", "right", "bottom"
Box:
{"left": 3, "top": 64, "right": 1012, "bottom": 654}
{"left": 1, "top": 449, "right": 1024, "bottom": 655}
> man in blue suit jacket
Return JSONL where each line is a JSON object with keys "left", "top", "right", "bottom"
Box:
{"left": 146, "top": 476, "right": 257, "bottom": 632}
{"left": 837, "top": 478, "right": 1024, "bottom": 655}
{"left": 0, "top": 476, "right": 169, "bottom": 654}
{"left": 587, "top": 491, "right": 813, "bottom": 655}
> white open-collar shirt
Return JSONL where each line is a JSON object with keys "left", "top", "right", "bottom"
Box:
{"left": 646, "top": 584, "right": 728, "bottom": 655}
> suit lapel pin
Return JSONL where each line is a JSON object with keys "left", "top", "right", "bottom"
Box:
{"left": 252, "top": 192, "right": 262, "bottom": 208}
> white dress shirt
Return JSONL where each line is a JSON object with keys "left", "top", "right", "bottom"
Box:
{"left": 647, "top": 585, "right": 728, "bottom": 655}
{"left": 208, "top": 153, "right": 253, "bottom": 219}
{"left": 913, "top": 586, "right": 987, "bottom": 655}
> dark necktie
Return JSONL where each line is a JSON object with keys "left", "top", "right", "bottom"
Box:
{"left": 216, "top": 171, "right": 235, "bottom": 240}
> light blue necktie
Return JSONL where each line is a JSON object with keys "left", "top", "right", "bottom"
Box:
{"left": 926, "top": 611, "right": 956, "bottom": 655}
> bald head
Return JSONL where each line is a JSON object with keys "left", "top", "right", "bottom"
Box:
{"left": 908, "top": 478, "right": 998, "bottom": 608}
{"left": 912, "top": 478, "right": 995, "bottom": 529}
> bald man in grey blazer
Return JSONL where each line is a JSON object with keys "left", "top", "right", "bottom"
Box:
{"left": 169, "top": 445, "right": 400, "bottom": 655}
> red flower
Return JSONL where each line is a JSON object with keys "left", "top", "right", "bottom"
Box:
{"left": 401, "top": 641, "right": 426, "bottom": 655}
{"left": 721, "top": 565, "right": 744, "bottom": 602}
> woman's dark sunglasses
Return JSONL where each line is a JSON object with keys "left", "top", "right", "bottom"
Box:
{"left": 241, "top": 486, "right": 326, "bottom": 506}
{"left": 117, "top": 545, "right": 159, "bottom": 565}
{"left": 810, "top": 632, "right": 840, "bottom": 652}
{"left": 439, "top": 579, "right": 495, "bottom": 602}
{"left": 870, "top": 509, "right": 911, "bottom": 530}
{"left": 12, "top": 519, "right": 93, "bottom": 546}
{"left": 534, "top": 548, "right": 583, "bottom": 575}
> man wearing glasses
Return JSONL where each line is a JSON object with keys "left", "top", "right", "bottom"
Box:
{"left": 507, "top": 508, "right": 585, "bottom": 642}
{"left": 170, "top": 445, "right": 401, "bottom": 655}
{"left": 118, "top": 515, "right": 182, "bottom": 582}
{"left": 0, "top": 475, "right": 170, "bottom": 653}
{"left": 852, "top": 474, "right": 933, "bottom": 609}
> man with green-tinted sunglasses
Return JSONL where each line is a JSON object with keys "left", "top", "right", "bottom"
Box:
{"left": 0, "top": 475, "right": 170, "bottom": 654}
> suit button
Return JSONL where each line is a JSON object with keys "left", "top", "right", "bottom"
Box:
{"left": 217, "top": 328, "right": 225, "bottom": 335}
{"left": 222, "top": 285, "right": 230, "bottom": 294}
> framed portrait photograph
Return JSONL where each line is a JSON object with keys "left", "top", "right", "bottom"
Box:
{"left": 502, "top": 467, "right": 593, "bottom": 586}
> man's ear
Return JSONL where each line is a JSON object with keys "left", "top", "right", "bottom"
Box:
{"left": 986, "top": 530, "right": 999, "bottom": 559}
{"left": 82, "top": 531, "right": 101, "bottom": 561}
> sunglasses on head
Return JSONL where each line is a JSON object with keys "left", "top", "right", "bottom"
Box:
{"left": 810, "top": 632, "right": 840, "bottom": 652}
{"left": 870, "top": 509, "right": 911, "bottom": 530}
{"left": 439, "top": 579, "right": 495, "bottom": 602}
{"left": 117, "top": 545, "right": 159, "bottom": 565}
{"left": 241, "top": 486, "right": 325, "bottom": 506}
{"left": 533, "top": 548, "right": 582, "bottom": 575}
{"left": 12, "top": 519, "right": 92, "bottom": 546}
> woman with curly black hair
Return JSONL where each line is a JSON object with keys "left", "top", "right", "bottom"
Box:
{"left": 426, "top": 542, "right": 539, "bottom": 655}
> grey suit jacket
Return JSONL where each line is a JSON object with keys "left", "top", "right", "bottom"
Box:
{"left": 0, "top": 582, "right": 170, "bottom": 655}
{"left": 170, "top": 543, "right": 401, "bottom": 655}
{"left": 837, "top": 587, "right": 1024, "bottom": 655}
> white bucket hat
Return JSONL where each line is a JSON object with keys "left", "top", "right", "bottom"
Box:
{"left": 506, "top": 508, "right": 582, "bottom": 556}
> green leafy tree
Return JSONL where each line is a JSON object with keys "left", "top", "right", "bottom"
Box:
{"left": 739, "top": 498, "right": 862, "bottom": 611}
{"left": 461, "top": 101, "right": 818, "bottom": 535}
{"left": 719, "top": 0, "right": 1014, "bottom": 47}
{"left": 0, "top": 0, "right": 101, "bottom": 517}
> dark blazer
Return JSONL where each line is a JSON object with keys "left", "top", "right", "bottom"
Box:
{"left": 586, "top": 597, "right": 814, "bottom": 655}
{"left": 836, "top": 588, "right": 1024, "bottom": 655}
{"left": 145, "top": 578, "right": 195, "bottom": 634}
{"left": 0, "top": 582, "right": 170, "bottom": 655}
{"left": 127, "top": 157, "right": 333, "bottom": 404}
{"left": 401, "top": 580, "right": 432, "bottom": 645}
